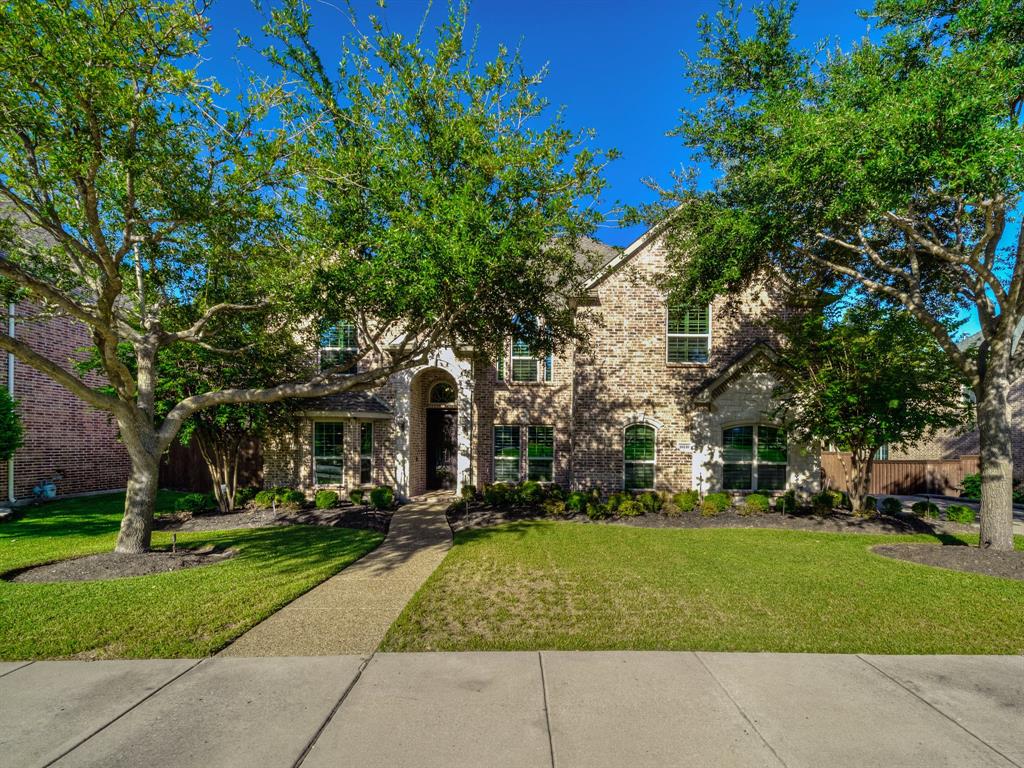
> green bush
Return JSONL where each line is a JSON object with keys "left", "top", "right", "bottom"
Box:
{"left": 911, "top": 500, "right": 940, "bottom": 518}
{"left": 636, "top": 491, "right": 662, "bottom": 514}
{"left": 369, "top": 485, "right": 395, "bottom": 510}
{"left": 546, "top": 484, "right": 566, "bottom": 501}
{"left": 586, "top": 500, "right": 612, "bottom": 520}
{"left": 673, "top": 490, "right": 700, "bottom": 513}
{"left": 605, "top": 492, "right": 629, "bottom": 513}
{"left": 701, "top": 492, "right": 731, "bottom": 517}
{"left": 315, "top": 490, "right": 339, "bottom": 509}
{"left": 0, "top": 388, "right": 23, "bottom": 463}
{"left": 960, "top": 473, "right": 981, "bottom": 500}
{"left": 234, "top": 487, "right": 258, "bottom": 507}
{"left": 775, "top": 490, "right": 797, "bottom": 514}
{"left": 812, "top": 491, "right": 837, "bottom": 515}
{"left": 945, "top": 504, "right": 976, "bottom": 524}
{"left": 741, "top": 493, "right": 770, "bottom": 515}
{"left": 253, "top": 489, "right": 276, "bottom": 508}
{"left": 617, "top": 499, "right": 644, "bottom": 517}
{"left": 483, "top": 483, "right": 512, "bottom": 507}
{"left": 519, "top": 480, "right": 545, "bottom": 504}
{"left": 349, "top": 488, "right": 365, "bottom": 505}
{"left": 542, "top": 498, "right": 567, "bottom": 517}
{"left": 880, "top": 496, "right": 904, "bottom": 515}
{"left": 862, "top": 496, "right": 877, "bottom": 514}
{"left": 280, "top": 489, "right": 306, "bottom": 506}
{"left": 566, "top": 491, "right": 589, "bottom": 514}
{"left": 460, "top": 484, "right": 477, "bottom": 501}
{"left": 1015, "top": 486, "right": 1024, "bottom": 504}
{"left": 174, "top": 492, "right": 215, "bottom": 514}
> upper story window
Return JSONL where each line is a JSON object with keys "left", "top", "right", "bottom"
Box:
{"left": 320, "top": 321, "right": 358, "bottom": 370}
{"left": 722, "top": 424, "right": 787, "bottom": 491}
{"left": 667, "top": 305, "right": 710, "bottom": 363}
{"left": 509, "top": 337, "right": 554, "bottom": 383}
{"left": 623, "top": 423, "right": 656, "bottom": 490}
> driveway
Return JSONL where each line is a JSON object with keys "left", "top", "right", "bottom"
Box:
{"left": 1, "top": 652, "right": 1021, "bottom": 768}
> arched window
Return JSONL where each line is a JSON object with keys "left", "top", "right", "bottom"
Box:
{"left": 722, "top": 425, "right": 787, "bottom": 490}
{"left": 624, "top": 424, "right": 656, "bottom": 490}
{"left": 429, "top": 381, "right": 456, "bottom": 404}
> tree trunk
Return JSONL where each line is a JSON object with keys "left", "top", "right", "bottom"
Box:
{"left": 848, "top": 450, "right": 875, "bottom": 517}
{"left": 115, "top": 453, "right": 160, "bottom": 554}
{"left": 977, "top": 372, "right": 1015, "bottom": 550}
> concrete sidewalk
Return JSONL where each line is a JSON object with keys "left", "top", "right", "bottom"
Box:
{"left": 1, "top": 653, "right": 1021, "bottom": 768}
{"left": 219, "top": 495, "right": 452, "bottom": 656}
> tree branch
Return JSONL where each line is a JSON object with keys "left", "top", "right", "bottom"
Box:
{"left": 0, "top": 332, "right": 119, "bottom": 412}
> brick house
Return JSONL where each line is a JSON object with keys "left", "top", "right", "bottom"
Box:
{"left": 264, "top": 227, "right": 821, "bottom": 499}
{"left": 0, "top": 303, "right": 130, "bottom": 503}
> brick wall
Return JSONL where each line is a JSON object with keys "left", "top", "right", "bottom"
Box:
{"left": 0, "top": 304, "right": 130, "bottom": 500}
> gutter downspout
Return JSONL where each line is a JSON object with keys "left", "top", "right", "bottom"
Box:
{"left": 7, "top": 302, "right": 14, "bottom": 504}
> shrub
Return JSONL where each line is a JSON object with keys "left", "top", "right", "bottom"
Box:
{"left": 280, "top": 489, "right": 306, "bottom": 506}
{"left": 636, "top": 491, "right": 662, "bottom": 514}
{"left": 960, "top": 473, "right": 981, "bottom": 500}
{"left": 483, "top": 483, "right": 512, "bottom": 507}
{"left": 542, "top": 498, "right": 567, "bottom": 517}
{"left": 701, "top": 492, "right": 731, "bottom": 517}
{"left": 460, "top": 484, "right": 477, "bottom": 502}
{"left": 945, "top": 504, "right": 976, "bottom": 524}
{"left": 741, "top": 493, "right": 770, "bottom": 515}
{"left": 673, "top": 490, "right": 700, "bottom": 513}
{"left": 253, "top": 489, "right": 276, "bottom": 508}
{"left": 617, "top": 499, "right": 644, "bottom": 517}
{"left": 369, "top": 485, "right": 395, "bottom": 510}
{"left": 1015, "top": 486, "right": 1024, "bottom": 504}
{"left": 862, "top": 496, "right": 877, "bottom": 514}
{"left": 349, "top": 488, "right": 364, "bottom": 505}
{"left": 175, "top": 492, "right": 215, "bottom": 514}
{"left": 911, "top": 500, "right": 940, "bottom": 518}
{"left": 315, "top": 490, "right": 339, "bottom": 509}
{"left": 546, "top": 484, "right": 566, "bottom": 501}
{"left": 519, "top": 480, "right": 545, "bottom": 504}
{"left": 234, "top": 487, "right": 258, "bottom": 507}
{"left": 880, "top": 496, "right": 904, "bottom": 515}
{"left": 566, "top": 491, "right": 589, "bottom": 514}
{"left": 812, "top": 491, "right": 837, "bottom": 515}
{"left": 604, "top": 492, "right": 628, "bottom": 513}
{"left": 662, "top": 501, "right": 682, "bottom": 517}
{"left": 775, "top": 490, "right": 797, "bottom": 514}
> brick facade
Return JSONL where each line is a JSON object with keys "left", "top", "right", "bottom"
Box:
{"left": 266, "top": 230, "right": 821, "bottom": 499}
{"left": 0, "top": 304, "right": 130, "bottom": 501}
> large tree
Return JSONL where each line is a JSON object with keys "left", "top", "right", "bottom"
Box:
{"left": 644, "top": 0, "right": 1023, "bottom": 549}
{"left": 0, "top": 0, "right": 611, "bottom": 552}
{"left": 773, "top": 301, "right": 971, "bottom": 514}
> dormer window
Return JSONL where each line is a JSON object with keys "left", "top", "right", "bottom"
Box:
{"left": 320, "top": 321, "right": 358, "bottom": 370}
{"left": 667, "top": 305, "right": 710, "bottom": 363}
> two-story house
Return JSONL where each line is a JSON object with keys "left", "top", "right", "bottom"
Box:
{"left": 263, "top": 226, "right": 821, "bottom": 499}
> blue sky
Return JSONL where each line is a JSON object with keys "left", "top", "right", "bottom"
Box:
{"left": 204, "top": 0, "right": 877, "bottom": 247}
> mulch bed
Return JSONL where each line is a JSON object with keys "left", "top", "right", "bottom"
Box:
{"left": 8, "top": 546, "right": 236, "bottom": 583}
{"left": 872, "top": 543, "right": 1024, "bottom": 581}
{"left": 447, "top": 504, "right": 940, "bottom": 536}
{"left": 155, "top": 504, "right": 393, "bottom": 535}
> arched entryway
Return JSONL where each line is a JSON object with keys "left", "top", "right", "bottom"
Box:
{"left": 408, "top": 368, "right": 459, "bottom": 495}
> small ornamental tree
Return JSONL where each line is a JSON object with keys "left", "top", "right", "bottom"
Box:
{"left": 0, "top": 0, "right": 611, "bottom": 552}
{"left": 773, "top": 302, "right": 971, "bottom": 514}
{"left": 0, "top": 389, "right": 22, "bottom": 463}
{"left": 643, "top": 0, "right": 1024, "bottom": 549}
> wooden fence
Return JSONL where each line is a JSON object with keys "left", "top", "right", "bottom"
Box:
{"left": 820, "top": 452, "right": 980, "bottom": 497}
{"left": 160, "top": 437, "right": 264, "bottom": 493}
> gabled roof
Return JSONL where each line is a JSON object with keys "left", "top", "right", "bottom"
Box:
{"left": 583, "top": 220, "right": 670, "bottom": 291}
{"left": 301, "top": 390, "right": 392, "bottom": 418}
{"left": 693, "top": 344, "right": 780, "bottom": 404}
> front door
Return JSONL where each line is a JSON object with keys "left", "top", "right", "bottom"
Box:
{"left": 426, "top": 408, "right": 458, "bottom": 491}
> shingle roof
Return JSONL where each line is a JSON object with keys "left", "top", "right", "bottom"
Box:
{"left": 574, "top": 235, "right": 619, "bottom": 275}
{"left": 958, "top": 319, "right": 1024, "bottom": 353}
{"left": 301, "top": 390, "right": 392, "bottom": 415}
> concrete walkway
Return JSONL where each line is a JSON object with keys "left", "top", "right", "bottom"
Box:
{"left": 220, "top": 495, "right": 452, "bottom": 656}
{"left": 1, "top": 653, "right": 1021, "bottom": 768}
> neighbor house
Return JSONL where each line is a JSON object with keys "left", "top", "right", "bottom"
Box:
{"left": 264, "top": 227, "right": 821, "bottom": 499}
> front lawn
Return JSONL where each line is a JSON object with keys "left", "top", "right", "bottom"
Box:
{"left": 381, "top": 522, "right": 1024, "bottom": 654}
{"left": 0, "top": 492, "right": 383, "bottom": 659}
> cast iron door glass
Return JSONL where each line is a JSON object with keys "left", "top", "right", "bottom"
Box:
{"left": 426, "top": 409, "right": 458, "bottom": 490}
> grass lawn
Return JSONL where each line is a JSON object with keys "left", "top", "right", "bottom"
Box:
{"left": 381, "top": 522, "right": 1024, "bottom": 654}
{"left": 0, "top": 491, "right": 383, "bottom": 659}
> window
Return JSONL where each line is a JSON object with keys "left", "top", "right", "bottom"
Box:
{"left": 624, "top": 424, "right": 656, "bottom": 490}
{"left": 722, "top": 425, "right": 787, "bottom": 491}
{"left": 319, "top": 321, "right": 358, "bottom": 370}
{"left": 667, "top": 305, "right": 710, "bottom": 363}
{"left": 874, "top": 444, "right": 889, "bottom": 461}
{"left": 493, "top": 426, "right": 521, "bottom": 482}
{"left": 429, "top": 382, "right": 456, "bottom": 404}
{"left": 527, "top": 426, "right": 554, "bottom": 481}
{"left": 313, "top": 422, "right": 344, "bottom": 485}
{"left": 360, "top": 423, "right": 373, "bottom": 485}
{"left": 496, "top": 340, "right": 506, "bottom": 382}
{"left": 510, "top": 337, "right": 553, "bottom": 383}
